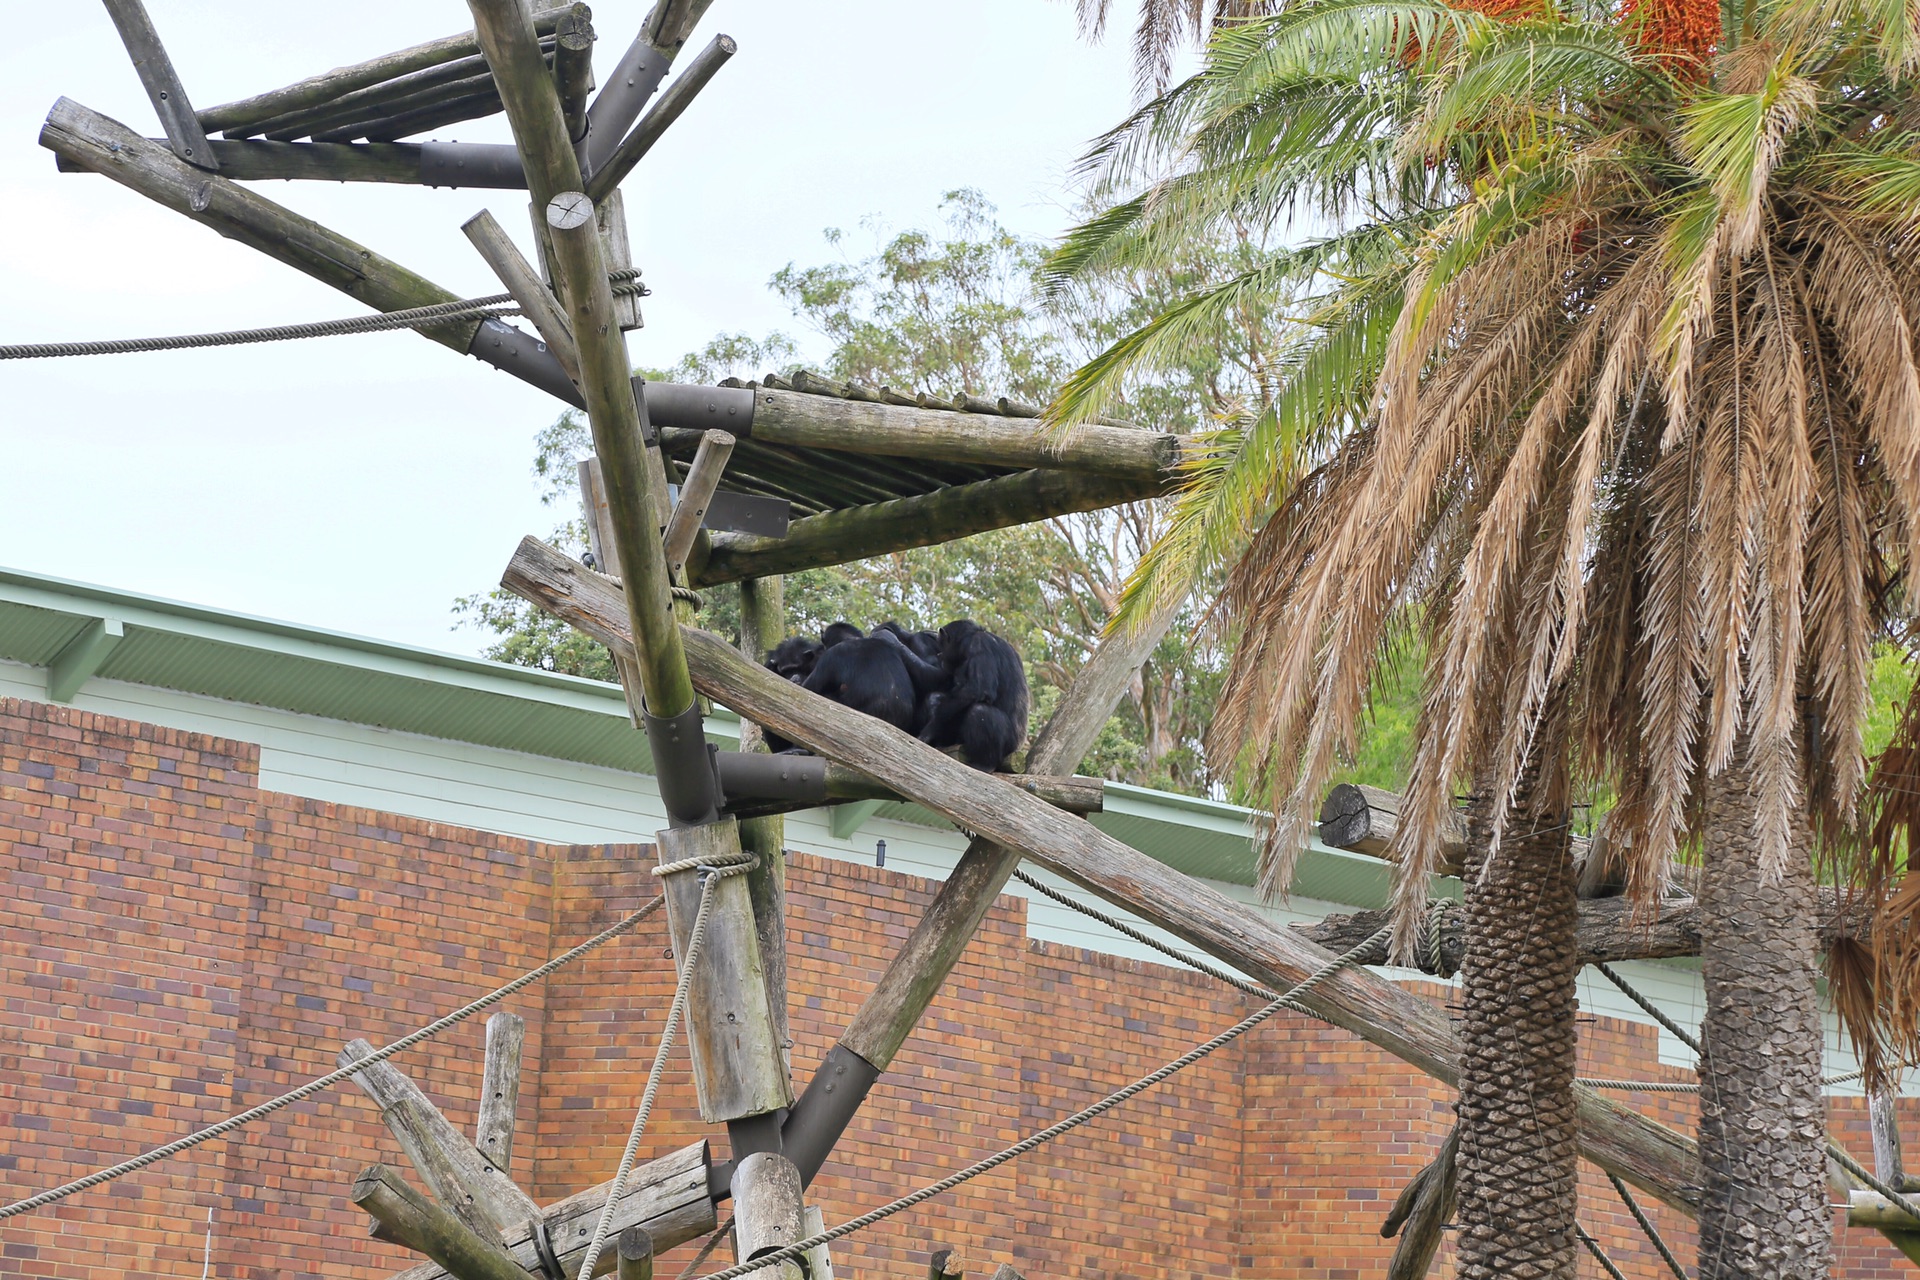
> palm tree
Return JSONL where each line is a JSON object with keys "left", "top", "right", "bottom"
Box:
{"left": 1046, "top": 0, "right": 1920, "bottom": 1272}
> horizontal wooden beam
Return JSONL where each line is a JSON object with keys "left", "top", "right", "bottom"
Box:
{"left": 690, "top": 468, "right": 1163, "bottom": 587}
{"left": 716, "top": 757, "right": 1105, "bottom": 821}
{"left": 1296, "top": 888, "right": 1869, "bottom": 972}
{"left": 198, "top": 5, "right": 571, "bottom": 135}
{"left": 744, "top": 387, "right": 1182, "bottom": 479}
{"left": 58, "top": 137, "right": 529, "bottom": 186}
{"left": 388, "top": 1141, "right": 715, "bottom": 1280}
{"left": 499, "top": 535, "right": 1706, "bottom": 1216}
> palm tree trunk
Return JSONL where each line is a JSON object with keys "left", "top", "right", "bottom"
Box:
{"left": 1696, "top": 746, "right": 1831, "bottom": 1278}
{"left": 1454, "top": 767, "right": 1580, "bottom": 1280}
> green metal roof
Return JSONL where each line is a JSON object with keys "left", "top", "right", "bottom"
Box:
{"left": 0, "top": 564, "right": 1402, "bottom": 905}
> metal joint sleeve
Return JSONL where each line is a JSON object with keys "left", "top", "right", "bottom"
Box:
{"left": 644, "top": 382, "right": 756, "bottom": 438}
{"left": 644, "top": 705, "right": 721, "bottom": 828}
{"left": 779, "top": 1044, "right": 881, "bottom": 1188}
{"left": 714, "top": 752, "right": 827, "bottom": 806}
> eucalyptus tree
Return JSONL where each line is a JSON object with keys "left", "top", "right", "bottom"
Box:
{"left": 1048, "top": 0, "right": 1920, "bottom": 1272}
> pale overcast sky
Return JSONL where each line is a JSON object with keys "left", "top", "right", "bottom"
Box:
{"left": 0, "top": 1, "right": 1145, "bottom": 653}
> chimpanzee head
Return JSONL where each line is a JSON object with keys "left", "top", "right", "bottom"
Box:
{"left": 766, "top": 636, "right": 823, "bottom": 682}
{"left": 937, "top": 619, "right": 983, "bottom": 665}
{"left": 820, "top": 622, "right": 865, "bottom": 648}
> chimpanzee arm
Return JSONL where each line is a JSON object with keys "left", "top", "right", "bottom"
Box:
{"left": 948, "top": 635, "right": 1005, "bottom": 706}
{"left": 872, "top": 629, "right": 950, "bottom": 695}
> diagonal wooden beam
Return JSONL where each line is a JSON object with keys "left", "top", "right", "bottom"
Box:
{"left": 475, "top": 1012, "right": 526, "bottom": 1177}
{"left": 584, "top": 33, "right": 736, "bottom": 203}
{"left": 387, "top": 1141, "right": 716, "bottom": 1280}
{"left": 499, "top": 535, "right": 1707, "bottom": 1214}
{"left": 354, "top": 1165, "right": 528, "bottom": 1280}
{"left": 100, "top": 0, "right": 216, "bottom": 170}
{"left": 338, "top": 1039, "right": 539, "bottom": 1235}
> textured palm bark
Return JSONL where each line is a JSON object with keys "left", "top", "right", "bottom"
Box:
{"left": 1696, "top": 752, "right": 1831, "bottom": 1279}
{"left": 1454, "top": 773, "right": 1580, "bottom": 1280}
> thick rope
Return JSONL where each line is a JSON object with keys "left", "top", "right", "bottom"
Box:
{"left": 1576, "top": 1223, "right": 1630, "bottom": 1280}
{"left": 0, "top": 894, "right": 665, "bottom": 1222}
{"left": 1607, "top": 1172, "right": 1690, "bottom": 1280}
{"left": 0, "top": 273, "right": 644, "bottom": 361}
{"left": 689, "top": 925, "right": 1392, "bottom": 1280}
{"left": 1596, "top": 960, "right": 1920, "bottom": 1227}
{"left": 575, "top": 853, "right": 755, "bottom": 1280}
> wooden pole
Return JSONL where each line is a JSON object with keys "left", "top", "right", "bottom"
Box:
{"left": 584, "top": 0, "right": 718, "bottom": 172}
{"left": 385, "top": 1141, "right": 715, "bottom": 1280}
{"left": 475, "top": 1012, "right": 525, "bottom": 1177}
{"left": 738, "top": 387, "right": 1181, "bottom": 479}
{"left": 617, "top": 1228, "right": 655, "bottom": 1280}
{"left": 553, "top": 4, "right": 597, "bottom": 143}
{"left": 691, "top": 468, "right": 1163, "bottom": 587}
{"left": 100, "top": 0, "right": 217, "bottom": 170}
{"left": 197, "top": 7, "right": 571, "bottom": 135}
{"left": 466, "top": 0, "right": 582, "bottom": 207}
{"left": 352, "top": 1165, "right": 528, "bottom": 1280}
{"left": 547, "top": 193, "right": 698, "bottom": 724}
{"left": 1297, "top": 889, "right": 1869, "bottom": 970}
{"left": 496, "top": 535, "right": 1707, "bottom": 1214}
{"left": 927, "top": 1245, "right": 965, "bottom": 1280}
{"left": 53, "top": 138, "right": 527, "bottom": 186}
{"left": 663, "top": 431, "right": 736, "bottom": 578}
{"left": 655, "top": 823, "right": 793, "bottom": 1122}
{"left": 737, "top": 574, "right": 791, "bottom": 1078}
{"left": 730, "top": 1152, "right": 806, "bottom": 1280}
{"left": 584, "top": 34, "right": 736, "bottom": 203}
{"left": 799, "top": 1206, "right": 834, "bottom": 1280}
{"left": 337, "top": 1040, "right": 540, "bottom": 1234}
{"left": 580, "top": 458, "right": 653, "bottom": 729}
{"left": 238, "top": 45, "right": 552, "bottom": 141}
{"left": 462, "top": 208, "right": 580, "bottom": 383}
{"left": 717, "top": 760, "right": 1103, "bottom": 821}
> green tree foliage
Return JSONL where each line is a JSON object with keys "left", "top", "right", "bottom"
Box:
{"left": 456, "top": 190, "right": 1287, "bottom": 795}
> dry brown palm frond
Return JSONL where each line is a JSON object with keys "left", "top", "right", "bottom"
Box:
{"left": 1803, "top": 201, "right": 1920, "bottom": 579}
{"left": 1833, "top": 673, "right": 1920, "bottom": 1088}
{"left": 1797, "top": 256, "right": 1875, "bottom": 831}
{"left": 1695, "top": 312, "right": 1764, "bottom": 777}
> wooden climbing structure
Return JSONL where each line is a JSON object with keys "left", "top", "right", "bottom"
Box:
{"left": 33, "top": 0, "right": 1870, "bottom": 1275}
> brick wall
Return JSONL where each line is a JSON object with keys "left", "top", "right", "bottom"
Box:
{"left": 0, "top": 696, "right": 1912, "bottom": 1278}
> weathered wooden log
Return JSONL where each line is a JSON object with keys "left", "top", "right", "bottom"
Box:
{"left": 988, "top": 1266, "right": 1024, "bottom": 1280}
{"left": 51, "top": 138, "right": 529, "bottom": 186}
{"left": 387, "top": 1141, "right": 715, "bottom": 1280}
{"left": 656, "top": 822, "right": 793, "bottom": 1122}
{"left": 1318, "top": 783, "right": 1469, "bottom": 875}
{"left": 578, "top": 458, "right": 650, "bottom": 730}
{"left": 468, "top": 0, "right": 581, "bottom": 206}
{"left": 198, "top": 6, "right": 570, "bottom": 135}
{"left": 664, "top": 431, "right": 736, "bottom": 578}
{"left": 1382, "top": 1125, "right": 1458, "bottom": 1280}
{"left": 464, "top": 209, "right": 580, "bottom": 384}
{"left": 42, "top": 100, "right": 479, "bottom": 351}
{"left": 499, "top": 536, "right": 1706, "bottom": 1215}
{"left": 716, "top": 758, "right": 1104, "bottom": 821}
{"left": 102, "top": 0, "right": 216, "bottom": 170}
{"left": 338, "top": 89, "right": 507, "bottom": 144}
{"left": 548, "top": 196, "right": 698, "bottom": 727}
{"left": 928, "top": 1246, "right": 965, "bottom": 1280}
{"left": 584, "top": 0, "right": 717, "bottom": 172}
{"left": 241, "top": 45, "right": 545, "bottom": 141}
{"left": 617, "top": 1228, "right": 655, "bottom": 1280}
{"left": 800, "top": 1206, "right": 834, "bottom": 1280}
{"left": 1295, "top": 888, "right": 1868, "bottom": 972}
{"left": 337, "top": 1039, "right": 539, "bottom": 1234}
{"left": 353, "top": 1165, "right": 527, "bottom": 1280}
{"left": 737, "top": 387, "right": 1181, "bottom": 479}
{"left": 585, "top": 33, "right": 736, "bottom": 203}
{"left": 731, "top": 1152, "right": 806, "bottom": 1280}
{"left": 553, "top": 5, "right": 597, "bottom": 142}
{"left": 691, "top": 469, "right": 1163, "bottom": 587}
{"left": 736, "top": 575, "right": 790, "bottom": 1077}
{"left": 475, "top": 1012, "right": 525, "bottom": 1177}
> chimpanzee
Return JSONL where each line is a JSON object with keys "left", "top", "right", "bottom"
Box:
{"left": 797, "top": 624, "right": 917, "bottom": 740}
{"left": 872, "top": 621, "right": 950, "bottom": 734}
{"left": 915, "top": 620, "right": 1029, "bottom": 771}
{"left": 765, "top": 636, "right": 823, "bottom": 683}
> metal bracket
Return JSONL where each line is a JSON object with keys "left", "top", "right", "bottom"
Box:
{"left": 419, "top": 141, "right": 527, "bottom": 189}
{"left": 644, "top": 382, "right": 756, "bottom": 437}
{"left": 530, "top": 1217, "right": 566, "bottom": 1280}
{"left": 469, "top": 319, "right": 583, "bottom": 407}
{"left": 644, "top": 704, "right": 721, "bottom": 827}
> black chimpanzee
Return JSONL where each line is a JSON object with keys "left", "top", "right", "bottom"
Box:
{"left": 914, "top": 619, "right": 1028, "bottom": 771}
{"left": 819, "top": 621, "right": 865, "bottom": 649}
{"left": 765, "top": 636, "right": 823, "bottom": 683}
{"left": 764, "top": 623, "right": 918, "bottom": 753}
{"left": 873, "top": 621, "right": 949, "bottom": 734}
